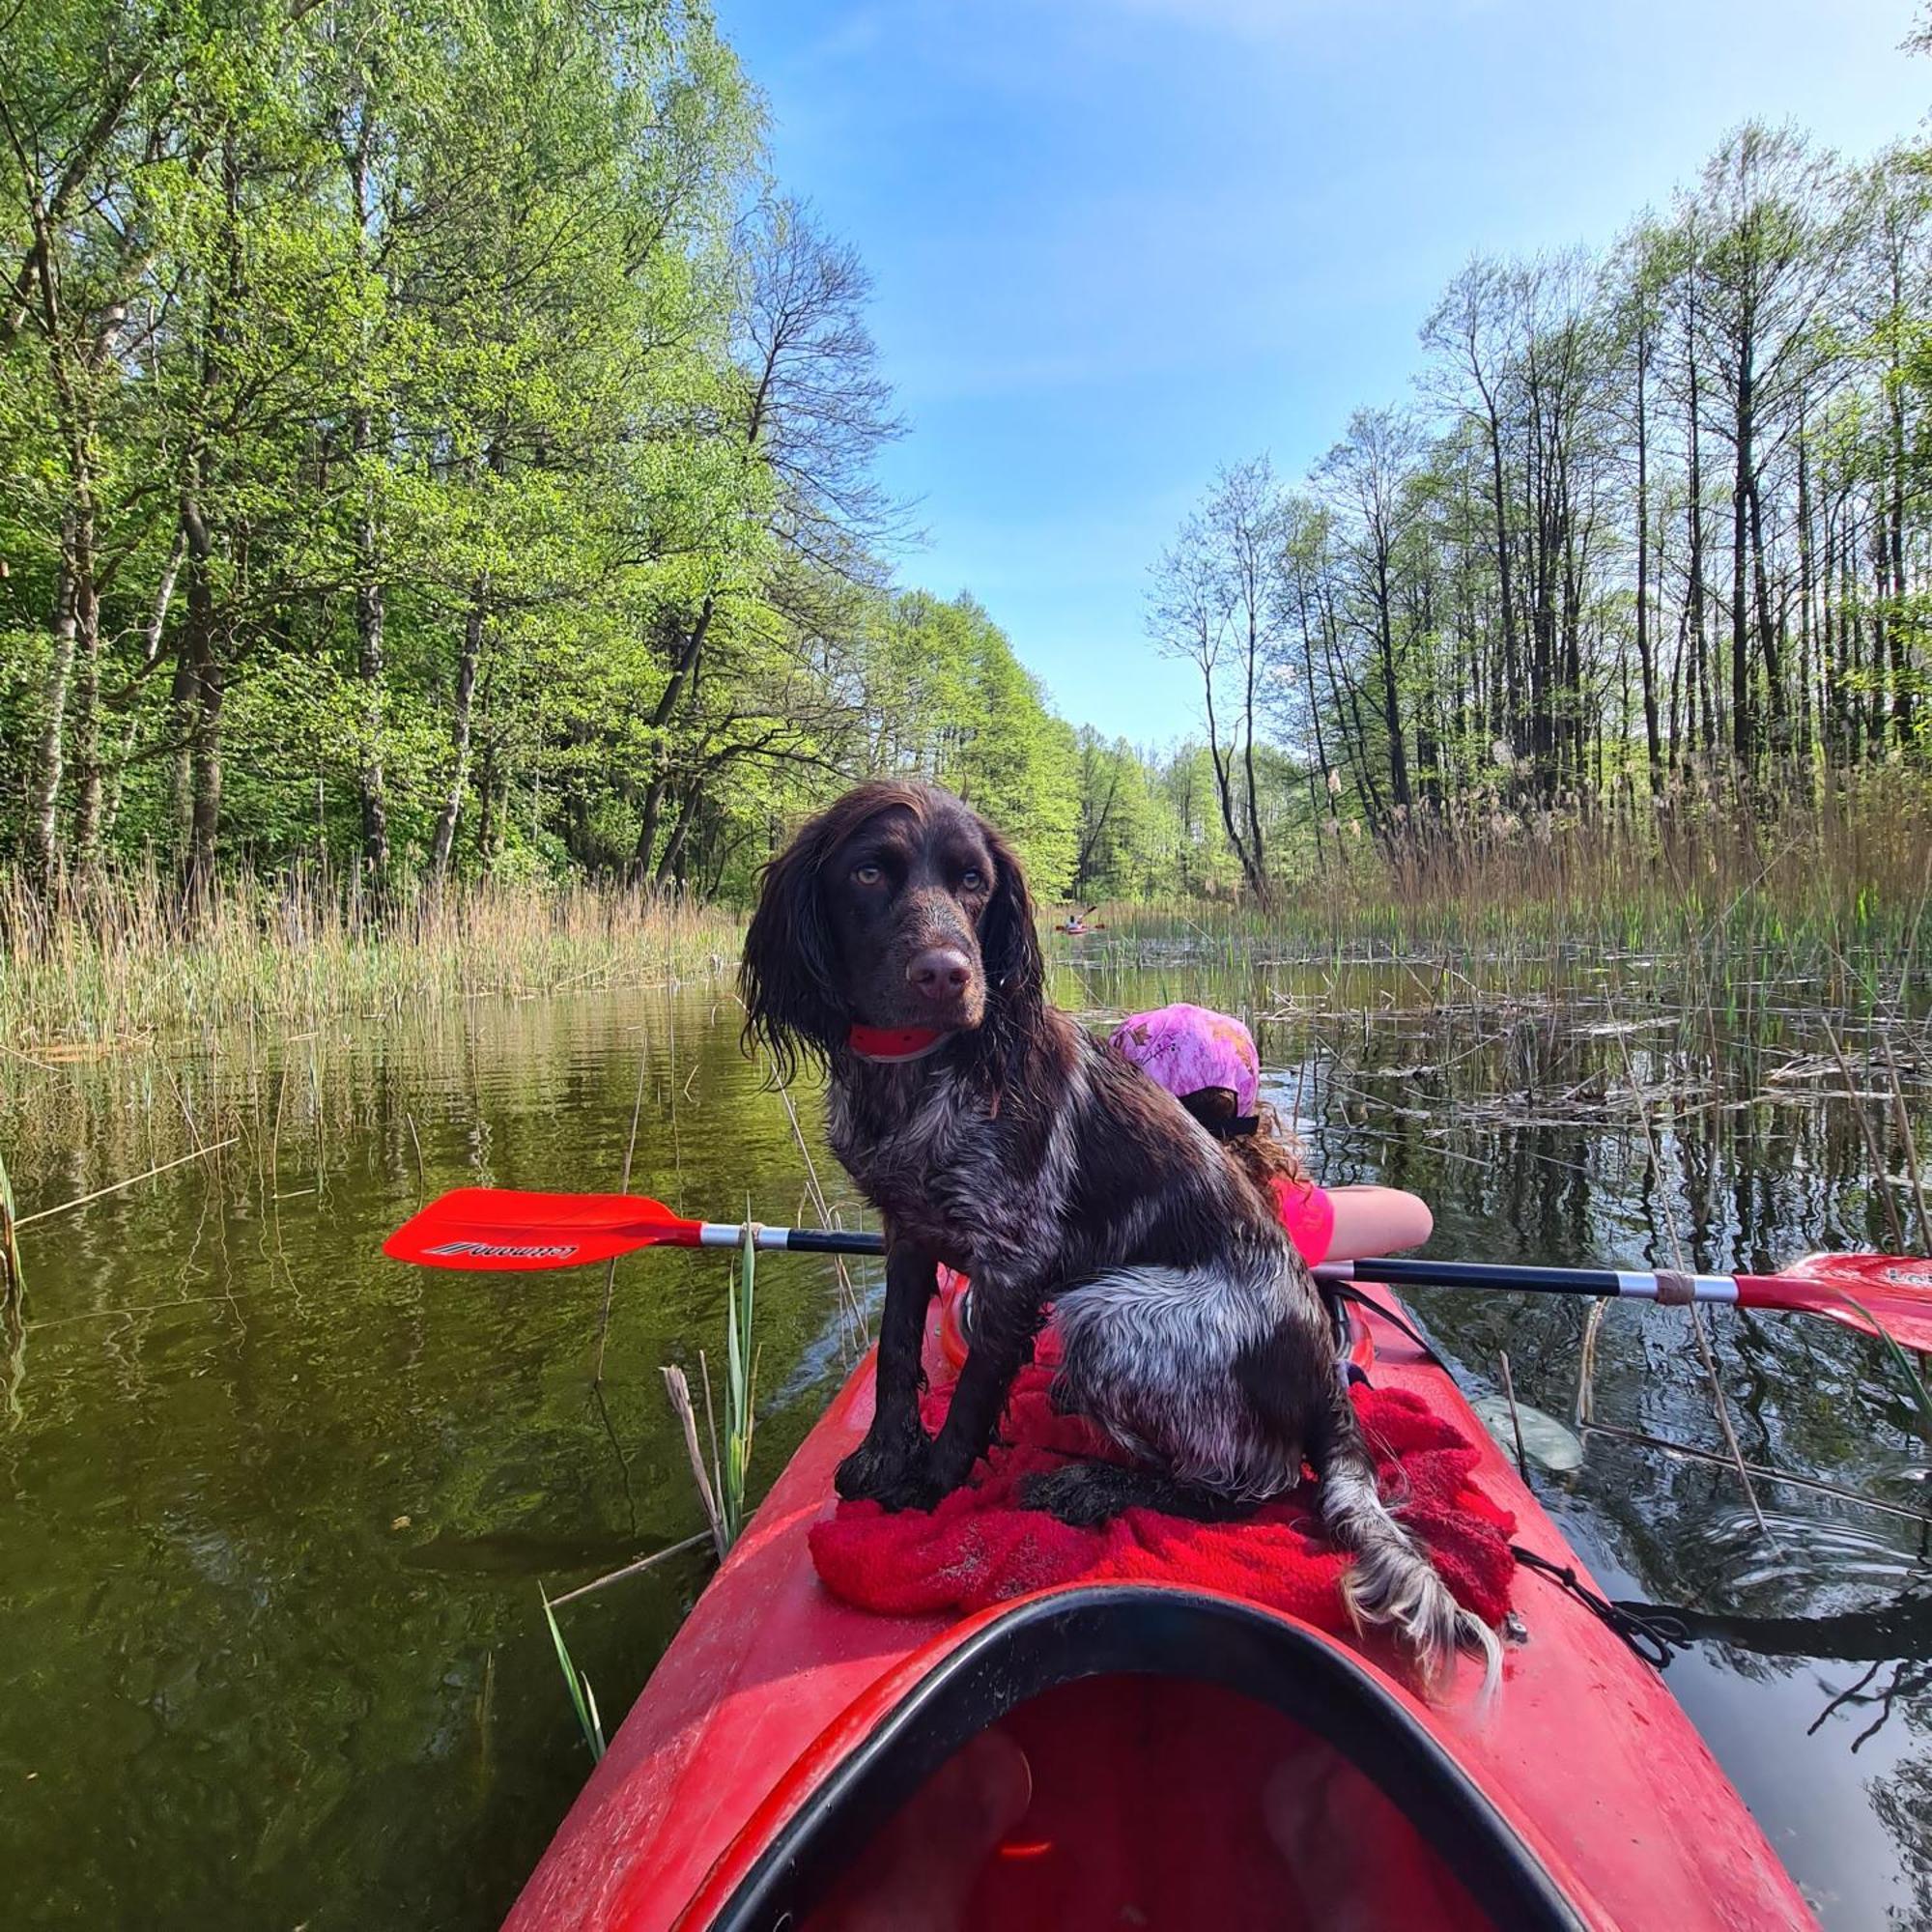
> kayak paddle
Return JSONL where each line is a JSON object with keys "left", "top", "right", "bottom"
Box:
{"left": 384, "top": 1186, "right": 1932, "bottom": 1350}
{"left": 1317, "top": 1253, "right": 1932, "bottom": 1352}
{"left": 382, "top": 1187, "right": 884, "bottom": 1271}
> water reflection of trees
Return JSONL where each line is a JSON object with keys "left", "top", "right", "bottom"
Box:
{"left": 1248, "top": 959, "right": 1932, "bottom": 1920}
{"left": 1, "top": 986, "right": 871, "bottom": 1923}
{"left": 1870, "top": 1748, "right": 1932, "bottom": 1926}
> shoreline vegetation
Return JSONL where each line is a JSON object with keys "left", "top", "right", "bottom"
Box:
{"left": 3, "top": 768, "right": 1925, "bottom": 1061}
{"left": 0, "top": 864, "right": 741, "bottom": 1055}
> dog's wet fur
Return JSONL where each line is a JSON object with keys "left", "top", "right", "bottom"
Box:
{"left": 741, "top": 780, "right": 1500, "bottom": 1694}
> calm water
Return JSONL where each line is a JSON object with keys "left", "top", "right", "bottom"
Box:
{"left": 4, "top": 948, "right": 1931, "bottom": 1927}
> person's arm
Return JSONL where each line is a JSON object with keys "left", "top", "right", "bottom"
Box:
{"left": 1321, "top": 1185, "right": 1433, "bottom": 1262}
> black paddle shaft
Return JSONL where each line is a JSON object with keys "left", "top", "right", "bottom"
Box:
{"left": 1320, "top": 1256, "right": 1651, "bottom": 1297}
{"left": 772, "top": 1227, "right": 886, "bottom": 1257}
{"left": 774, "top": 1235, "right": 1649, "bottom": 1291}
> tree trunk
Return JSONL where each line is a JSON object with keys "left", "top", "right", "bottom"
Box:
{"left": 1667, "top": 604, "right": 1687, "bottom": 774}
{"left": 188, "top": 657, "right": 224, "bottom": 896}
{"left": 654, "top": 783, "right": 704, "bottom": 892}
{"left": 1318, "top": 575, "right": 1388, "bottom": 836}
{"left": 1686, "top": 280, "right": 1712, "bottom": 760}
{"left": 102, "top": 529, "right": 185, "bottom": 845}
{"left": 355, "top": 577, "right": 387, "bottom": 869}
{"left": 1480, "top": 388, "right": 1520, "bottom": 768}
{"left": 1840, "top": 501, "right": 1863, "bottom": 763}
{"left": 1240, "top": 611, "right": 1267, "bottom": 889}
{"left": 1201, "top": 659, "right": 1268, "bottom": 904}
{"left": 1375, "top": 548, "right": 1411, "bottom": 810}
{"left": 1795, "top": 406, "right": 1815, "bottom": 766}
{"left": 1889, "top": 335, "right": 1914, "bottom": 752}
{"left": 475, "top": 753, "right": 497, "bottom": 864}
{"left": 168, "top": 650, "right": 196, "bottom": 858}
{"left": 1871, "top": 511, "right": 1892, "bottom": 753}
{"left": 1559, "top": 512, "right": 1584, "bottom": 796}
{"left": 1747, "top": 472, "right": 1781, "bottom": 751}
{"left": 179, "top": 485, "right": 222, "bottom": 905}
{"left": 353, "top": 412, "right": 388, "bottom": 877}
{"left": 631, "top": 773, "right": 669, "bottom": 889}
{"left": 26, "top": 509, "right": 79, "bottom": 879}
{"left": 427, "top": 572, "right": 488, "bottom": 890}
{"left": 70, "top": 548, "right": 101, "bottom": 865}
{"left": 1819, "top": 490, "right": 1840, "bottom": 763}
{"left": 1073, "top": 760, "right": 1121, "bottom": 895}
{"left": 1291, "top": 558, "right": 1336, "bottom": 867}
{"left": 345, "top": 103, "right": 389, "bottom": 879}
{"left": 1731, "top": 336, "right": 1754, "bottom": 769}
{"left": 1634, "top": 327, "right": 1661, "bottom": 794}
{"left": 178, "top": 134, "right": 241, "bottom": 907}
{"left": 628, "top": 594, "right": 718, "bottom": 886}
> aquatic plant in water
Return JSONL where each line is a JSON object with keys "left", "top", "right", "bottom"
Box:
{"left": 662, "top": 1228, "right": 761, "bottom": 1559}
{"left": 0, "top": 1144, "right": 24, "bottom": 1427}
{"left": 539, "top": 1585, "right": 606, "bottom": 1764}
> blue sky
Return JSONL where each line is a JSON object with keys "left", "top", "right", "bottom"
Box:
{"left": 717, "top": 0, "right": 1929, "bottom": 746}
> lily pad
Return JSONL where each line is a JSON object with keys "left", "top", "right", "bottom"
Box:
{"left": 1470, "top": 1393, "right": 1585, "bottom": 1474}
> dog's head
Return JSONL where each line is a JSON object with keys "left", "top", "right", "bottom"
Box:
{"left": 741, "top": 781, "right": 1043, "bottom": 1075}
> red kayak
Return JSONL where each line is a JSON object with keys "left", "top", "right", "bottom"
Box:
{"left": 505, "top": 1280, "right": 1815, "bottom": 1932}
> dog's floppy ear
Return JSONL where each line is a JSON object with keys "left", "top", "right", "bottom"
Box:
{"left": 978, "top": 822, "right": 1044, "bottom": 1013}
{"left": 740, "top": 811, "right": 846, "bottom": 1080}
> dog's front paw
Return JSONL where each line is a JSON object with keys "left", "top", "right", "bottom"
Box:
{"left": 836, "top": 1432, "right": 935, "bottom": 1508}
{"left": 867, "top": 1467, "right": 947, "bottom": 1513}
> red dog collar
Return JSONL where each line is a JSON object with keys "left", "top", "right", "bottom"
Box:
{"left": 847, "top": 1023, "right": 954, "bottom": 1064}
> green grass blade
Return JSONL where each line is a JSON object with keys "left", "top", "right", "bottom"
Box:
{"left": 1837, "top": 1291, "right": 1932, "bottom": 1450}
{"left": 539, "top": 1585, "right": 606, "bottom": 1763}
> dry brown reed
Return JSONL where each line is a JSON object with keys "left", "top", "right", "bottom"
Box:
{"left": 1101, "top": 772, "right": 1932, "bottom": 966}
{"left": 0, "top": 861, "right": 738, "bottom": 1051}
{"left": 547, "top": 1530, "right": 712, "bottom": 1608}
{"left": 662, "top": 1364, "right": 728, "bottom": 1563}
{"left": 0, "top": 1143, "right": 24, "bottom": 1426}
{"left": 13, "top": 1136, "right": 239, "bottom": 1227}
{"left": 1581, "top": 1423, "right": 1932, "bottom": 1526}
{"left": 1610, "top": 1027, "right": 1773, "bottom": 1539}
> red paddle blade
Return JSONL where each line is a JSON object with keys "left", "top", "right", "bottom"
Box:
{"left": 384, "top": 1187, "right": 701, "bottom": 1272}
{"left": 1740, "top": 1254, "right": 1932, "bottom": 1353}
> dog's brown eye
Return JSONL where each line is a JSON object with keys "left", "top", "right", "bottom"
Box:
{"left": 853, "top": 863, "right": 884, "bottom": 886}
{"left": 960, "top": 867, "right": 986, "bottom": 891}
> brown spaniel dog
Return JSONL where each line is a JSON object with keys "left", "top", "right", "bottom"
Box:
{"left": 741, "top": 780, "right": 1497, "bottom": 1691}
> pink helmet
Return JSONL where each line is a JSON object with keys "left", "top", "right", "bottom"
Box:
{"left": 1111, "top": 1003, "right": 1260, "bottom": 1114}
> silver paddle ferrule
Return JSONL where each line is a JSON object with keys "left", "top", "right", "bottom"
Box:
{"left": 1614, "top": 1269, "right": 1738, "bottom": 1303}
{"left": 697, "top": 1223, "right": 794, "bottom": 1250}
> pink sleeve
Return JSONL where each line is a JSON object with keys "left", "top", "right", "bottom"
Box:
{"left": 1270, "top": 1178, "right": 1335, "bottom": 1265}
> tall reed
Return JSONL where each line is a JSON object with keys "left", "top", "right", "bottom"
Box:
{"left": 662, "top": 1228, "right": 761, "bottom": 1560}
{"left": 1098, "top": 772, "right": 1932, "bottom": 973}
{"left": 720, "top": 1226, "right": 759, "bottom": 1541}
{"left": 1, "top": 861, "right": 738, "bottom": 1048}
{"left": 0, "top": 1144, "right": 24, "bottom": 1427}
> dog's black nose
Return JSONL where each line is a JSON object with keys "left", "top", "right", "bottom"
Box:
{"left": 907, "top": 947, "right": 973, "bottom": 1000}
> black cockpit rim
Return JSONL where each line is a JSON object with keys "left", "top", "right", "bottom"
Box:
{"left": 708, "top": 1582, "right": 1583, "bottom": 1932}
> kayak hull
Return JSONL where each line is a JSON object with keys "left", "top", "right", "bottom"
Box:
{"left": 505, "top": 1292, "right": 1815, "bottom": 1932}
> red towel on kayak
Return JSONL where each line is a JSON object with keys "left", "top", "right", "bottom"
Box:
{"left": 810, "top": 1363, "right": 1516, "bottom": 1632}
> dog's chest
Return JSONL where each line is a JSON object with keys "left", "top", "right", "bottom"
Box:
{"left": 827, "top": 1075, "right": 1040, "bottom": 1266}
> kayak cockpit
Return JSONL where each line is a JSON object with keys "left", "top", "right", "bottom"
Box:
{"left": 708, "top": 1584, "right": 1583, "bottom": 1932}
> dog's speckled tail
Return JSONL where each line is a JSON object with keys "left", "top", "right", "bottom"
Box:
{"left": 1311, "top": 1378, "right": 1504, "bottom": 1702}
